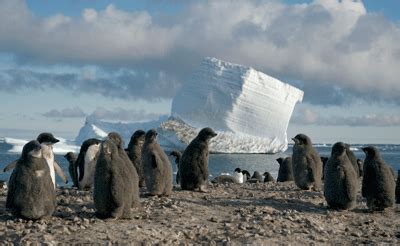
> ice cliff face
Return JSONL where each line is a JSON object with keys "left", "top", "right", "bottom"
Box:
{"left": 170, "top": 57, "right": 304, "bottom": 153}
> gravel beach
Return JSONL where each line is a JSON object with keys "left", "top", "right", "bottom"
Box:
{"left": 0, "top": 181, "right": 399, "bottom": 245}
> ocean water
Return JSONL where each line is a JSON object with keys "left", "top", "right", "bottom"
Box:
{"left": 0, "top": 142, "right": 399, "bottom": 186}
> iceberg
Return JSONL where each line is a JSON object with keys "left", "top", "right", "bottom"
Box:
{"left": 75, "top": 115, "right": 168, "bottom": 145}
{"left": 170, "top": 57, "right": 304, "bottom": 153}
{"left": 75, "top": 58, "right": 303, "bottom": 154}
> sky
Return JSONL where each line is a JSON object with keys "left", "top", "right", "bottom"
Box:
{"left": 0, "top": 0, "right": 399, "bottom": 143}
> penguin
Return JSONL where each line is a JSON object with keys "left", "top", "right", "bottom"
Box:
{"left": 324, "top": 142, "right": 358, "bottom": 210}
{"left": 126, "top": 130, "right": 146, "bottom": 188}
{"left": 263, "top": 172, "right": 275, "bottom": 182}
{"left": 3, "top": 133, "right": 68, "bottom": 187}
{"left": 94, "top": 139, "right": 134, "bottom": 219}
{"left": 179, "top": 127, "right": 217, "bottom": 192}
{"left": 64, "top": 152, "right": 78, "bottom": 188}
{"left": 6, "top": 140, "right": 56, "bottom": 220}
{"left": 107, "top": 132, "right": 140, "bottom": 207}
{"left": 76, "top": 138, "right": 101, "bottom": 190}
{"left": 142, "top": 129, "right": 173, "bottom": 196}
{"left": 211, "top": 175, "right": 240, "bottom": 184}
{"left": 169, "top": 150, "right": 182, "bottom": 185}
{"left": 276, "top": 157, "right": 294, "bottom": 182}
{"left": 344, "top": 143, "right": 360, "bottom": 178}
{"left": 291, "top": 134, "right": 323, "bottom": 190}
{"left": 242, "top": 170, "right": 251, "bottom": 182}
{"left": 233, "top": 168, "right": 244, "bottom": 184}
{"left": 247, "top": 171, "right": 263, "bottom": 183}
{"left": 362, "top": 146, "right": 395, "bottom": 211}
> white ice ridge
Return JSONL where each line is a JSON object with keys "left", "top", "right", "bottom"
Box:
{"left": 170, "top": 57, "right": 304, "bottom": 153}
{"left": 3, "top": 137, "right": 80, "bottom": 154}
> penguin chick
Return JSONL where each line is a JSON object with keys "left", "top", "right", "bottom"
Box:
{"left": 324, "top": 142, "right": 357, "bottom": 210}
{"left": 292, "top": 134, "right": 322, "bottom": 190}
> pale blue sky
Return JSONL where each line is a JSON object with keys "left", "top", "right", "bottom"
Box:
{"left": 0, "top": 0, "right": 399, "bottom": 143}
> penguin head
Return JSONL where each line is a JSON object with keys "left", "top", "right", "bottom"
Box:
{"left": 251, "top": 171, "right": 262, "bottom": 179}
{"left": 234, "top": 168, "right": 241, "bottom": 173}
{"left": 131, "top": 130, "right": 146, "bottom": 144}
{"left": 37, "top": 132, "right": 59, "bottom": 145}
{"left": 198, "top": 127, "right": 217, "bottom": 141}
{"left": 169, "top": 150, "right": 181, "bottom": 158}
{"left": 276, "top": 157, "right": 284, "bottom": 165}
{"left": 64, "top": 152, "right": 76, "bottom": 162}
{"left": 331, "top": 142, "right": 346, "bottom": 156}
{"left": 362, "top": 146, "right": 380, "bottom": 158}
{"left": 145, "top": 129, "right": 158, "bottom": 142}
{"left": 107, "top": 132, "right": 124, "bottom": 149}
{"left": 242, "top": 170, "right": 251, "bottom": 179}
{"left": 101, "top": 139, "right": 118, "bottom": 158}
{"left": 22, "top": 140, "right": 42, "bottom": 159}
{"left": 81, "top": 138, "right": 101, "bottom": 152}
{"left": 292, "top": 133, "right": 311, "bottom": 146}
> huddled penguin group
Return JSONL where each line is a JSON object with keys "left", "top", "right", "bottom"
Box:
{"left": 2, "top": 129, "right": 399, "bottom": 221}
{"left": 290, "top": 133, "right": 397, "bottom": 211}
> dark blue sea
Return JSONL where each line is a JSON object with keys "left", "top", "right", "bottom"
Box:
{"left": 0, "top": 142, "right": 399, "bottom": 186}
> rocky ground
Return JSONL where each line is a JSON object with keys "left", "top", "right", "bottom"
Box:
{"left": 0, "top": 181, "right": 399, "bottom": 245}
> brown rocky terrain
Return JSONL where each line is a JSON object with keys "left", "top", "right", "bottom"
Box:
{"left": 0, "top": 181, "right": 399, "bottom": 245}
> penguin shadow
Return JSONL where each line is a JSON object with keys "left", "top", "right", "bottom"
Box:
{"left": 176, "top": 194, "right": 326, "bottom": 215}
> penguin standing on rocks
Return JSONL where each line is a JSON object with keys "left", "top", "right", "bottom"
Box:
{"left": 234, "top": 168, "right": 244, "bottom": 184}
{"left": 169, "top": 150, "right": 182, "bottom": 185}
{"left": 64, "top": 152, "right": 78, "bottom": 188}
{"left": 247, "top": 171, "right": 263, "bottom": 183}
{"left": 126, "top": 130, "right": 146, "bottom": 188}
{"left": 242, "top": 170, "right": 251, "bottom": 182}
{"left": 142, "top": 129, "right": 173, "bottom": 196}
{"left": 3, "top": 133, "right": 68, "bottom": 188}
{"left": 324, "top": 142, "right": 358, "bottom": 210}
{"left": 6, "top": 140, "right": 56, "bottom": 220}
{"left": 276, "top": 157, "right": 294, "bottom": 182}
{"left": 291, "top": 134, "right": 322, "bottom": 190}
{"left": 179, "top": 127, "right": 217, "bottom": 192}
{"left": 76, "top": 138, "right": 101, "bottom": 190}
{"left": 362, "top": 146, "right": 395, "bottom": 211}
{"left": 107, "top": 132, "right": 140, "bottom": 207}
{"left": 94, "top": 139, "right": 135, "bottom": 219}
{"left": 263, "top": 172, "right": 275, "bottom": 182}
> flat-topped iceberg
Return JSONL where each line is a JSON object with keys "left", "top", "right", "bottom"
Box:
{"left": 170, "top": 57, "right": 304, "bottom": 153}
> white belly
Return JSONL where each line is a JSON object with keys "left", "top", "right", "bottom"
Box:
{"left": 234, "top": 172, "right": 244, "bottom": 184}
{"left": 79, "top": 144, "right": 100, "bottom": 189}
{"left": 41, "top": 144, "right": 56, "bottom": 188}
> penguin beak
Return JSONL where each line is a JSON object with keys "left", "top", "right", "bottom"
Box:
{"left": 291, "top": 138, "right": 298, "bottom": 144}
{"left": 361, "top": 147, "right": 367, "bottom": 154}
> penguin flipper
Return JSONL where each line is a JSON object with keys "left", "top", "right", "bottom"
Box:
{"left": 3, "top": 160, "right": 18, "bottom": 172}
{"left": 54, "top": 161, "right": 68, "bottom": 184}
